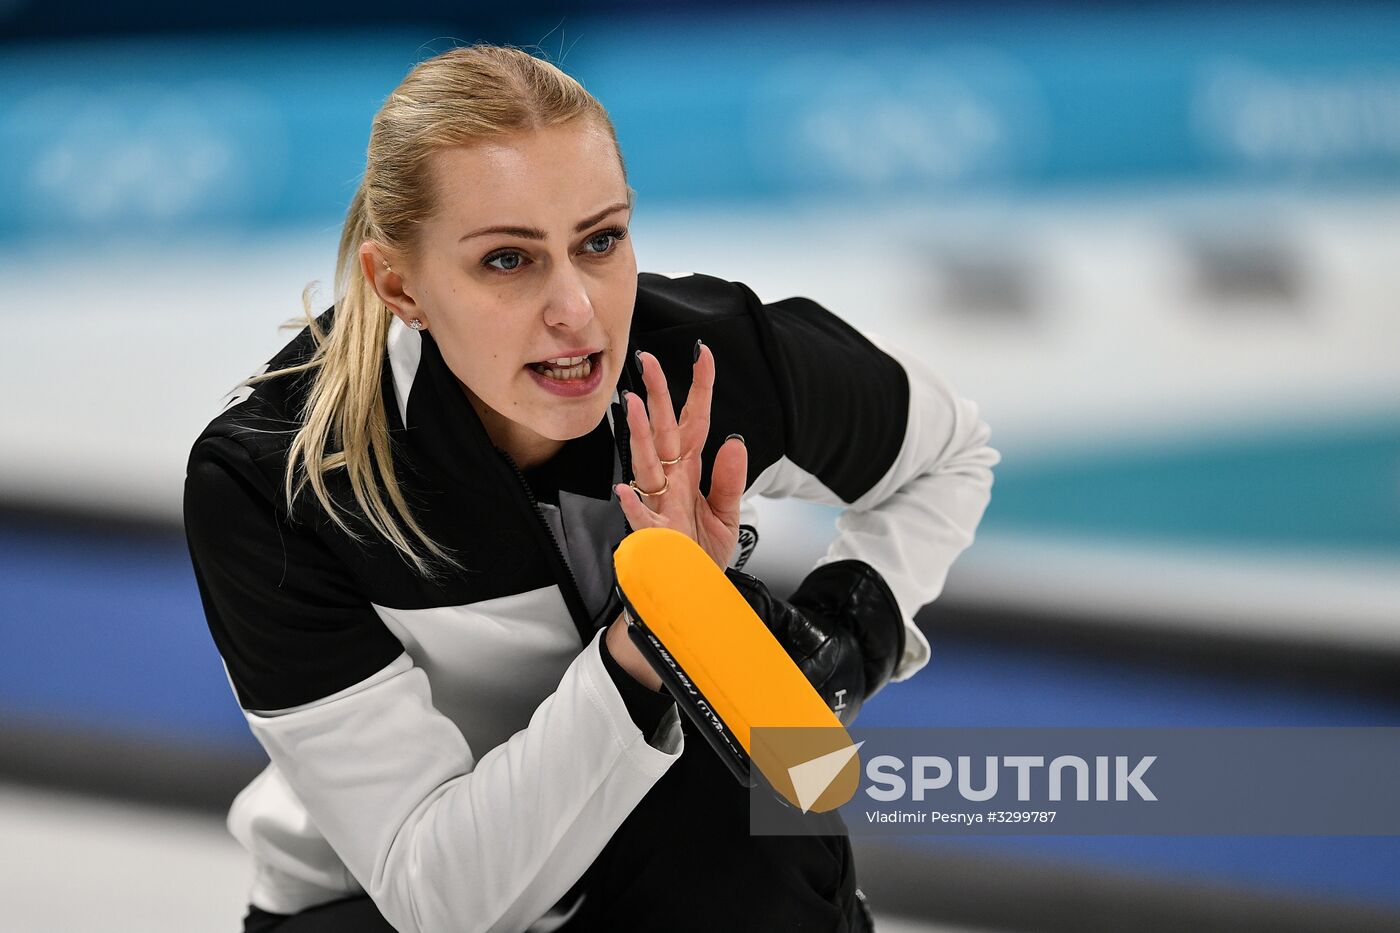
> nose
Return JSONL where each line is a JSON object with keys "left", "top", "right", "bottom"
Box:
{"left": 542, "top": 263, "right": 595, "bottom": 331}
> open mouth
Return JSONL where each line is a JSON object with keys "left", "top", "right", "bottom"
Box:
{"left": 528, "top": 351, "right": 602, "bottom": 382}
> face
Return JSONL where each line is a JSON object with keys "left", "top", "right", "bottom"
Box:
{"left": 378, "top": 120, "right": 637, "bottom": 468}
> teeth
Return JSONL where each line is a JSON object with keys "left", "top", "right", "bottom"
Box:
{"left": 533, "top": 356, "right": 593, "bottom": 381}
{"left": 543, "top": 354, "right": 589, "bottom": 366}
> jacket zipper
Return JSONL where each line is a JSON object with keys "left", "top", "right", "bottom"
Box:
{"left": 612, "top": 393, "right": 636, "bottom": 538}
{"left": 494, "top": 379, "right": 642, "bottom": 642}
{"left": 495, "top": 448, "right": 594, "bottom": 640}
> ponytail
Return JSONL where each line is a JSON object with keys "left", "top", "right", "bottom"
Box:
{"left": 250, "top": 184, "right": 457, "bottom": 577}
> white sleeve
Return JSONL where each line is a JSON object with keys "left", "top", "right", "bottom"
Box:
{"left": 186, "top": 436, "right": 685, "bottom": 932}
{"left": 747, "top": 333, "right": 999, "bottom": 683}
{"left": 241, "top": 629, "right": 682, "bottom": 933}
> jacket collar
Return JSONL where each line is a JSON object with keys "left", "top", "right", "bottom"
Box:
{"left": 382, "top": 320, "right": 633, "bottom": 636}
{"left": 385, "top": 316, "right": 420, "bottom": 430}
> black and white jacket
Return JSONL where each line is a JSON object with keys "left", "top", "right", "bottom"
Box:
{"left": 183, "top": 272, "right": 999, "bottom": 933}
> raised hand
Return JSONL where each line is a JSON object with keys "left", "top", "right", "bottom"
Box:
{"left": 613, "top": 341, "right": 747, "bottom": 569}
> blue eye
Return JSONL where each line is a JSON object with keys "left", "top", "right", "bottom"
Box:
{"left": 584, "top": 227, "right": 627, "bottom": 256}
{"left": 484, "top": 251, "right": 525, "bottom": 272}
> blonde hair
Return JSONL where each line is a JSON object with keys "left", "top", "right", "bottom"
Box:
{"left": 250, "top": 44, "right": 624, "bottom": 576}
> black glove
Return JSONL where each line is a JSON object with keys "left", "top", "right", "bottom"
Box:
{"left": 724, "top": 560, "right": 906, "bottom": 726}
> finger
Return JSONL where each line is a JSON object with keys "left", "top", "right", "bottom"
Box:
{"left": 635, "top": 351, "right": 681, "bottom": 463}
{"left": 614, "top": 482, "right": 656, "bottom": 529}
{"left": 623, "top": 390, "right": 667, "bottom": 494}
{"left": 677, "top": 340, "right": 715, "bottom": 457}
{"left": 706, "top": 433, "right": 748, "bottom": 526}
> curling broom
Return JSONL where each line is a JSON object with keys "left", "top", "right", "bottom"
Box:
{"left": 613, "top": 527, "right": 861, "bottom": 813}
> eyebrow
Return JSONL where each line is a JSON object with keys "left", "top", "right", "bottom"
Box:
{"left": 458, "top": 201, "right": 631, "bottom": 243}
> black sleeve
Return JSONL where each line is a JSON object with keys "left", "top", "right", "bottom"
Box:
{"left": 628, "top": 273, "right": 909, "bottom": 506}
{"left": 753, "top": 294, "right": 910, "bottom": 503}
{"left": 183, "top": 435, "right": 405, "bottom": 712}
{"left": 600, "top": 631, "right": 676, "bottom": 737}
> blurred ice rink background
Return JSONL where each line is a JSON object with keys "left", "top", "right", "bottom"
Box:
{"left": 2, "top": 3, "right": 1398, "bottom": 931}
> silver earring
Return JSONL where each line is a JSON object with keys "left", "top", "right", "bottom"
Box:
{"left": 408, "top": 319, "right": 423, "bottom": 331}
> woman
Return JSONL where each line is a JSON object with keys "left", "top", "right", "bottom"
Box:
{"left": 184, "top": 44, "right": 998, "bottom": 933}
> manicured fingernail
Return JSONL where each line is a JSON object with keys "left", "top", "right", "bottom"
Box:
{"left": 633, "top": 349, "right": 644, "bottom": 375}
{"left": 620, "top": 389, "right": 631, "bottom": 406}
{"left": 725, "top": 432, "right": 745, "bottom": 445}
{"left": 693, "top": 339, "right": 703, "bottom": 363}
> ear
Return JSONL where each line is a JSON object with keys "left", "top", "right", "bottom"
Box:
{"left": 359, "top": 241, "right": 427, "bottom": 331}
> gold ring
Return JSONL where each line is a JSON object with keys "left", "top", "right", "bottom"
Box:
{"left": 658, "top": 455, "right": 682, "bottom": 466}
{"left": 630, "top": 476, "right": 669, "bottom": 498}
